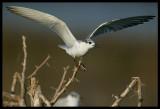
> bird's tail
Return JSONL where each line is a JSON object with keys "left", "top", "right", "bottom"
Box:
{"left": 58, "top": 45, "right": 68, "bottom": 50}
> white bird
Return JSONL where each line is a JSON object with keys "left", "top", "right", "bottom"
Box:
{"left": 53, "top": 91, "right": 80, "bottom": 107}
{"left": 6, "top": 6, "right": 155, "bottom": 60}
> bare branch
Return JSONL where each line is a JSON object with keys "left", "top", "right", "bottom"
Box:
{"left": 53, "top": 66, "right": 69, "bottom": 98}
{"left": 50, "top": 60, "right": 83, "bottom": 104}
{"left": 112, "top": 77, "right": 137, "bottom": 107}
{"left": 39, "top": 93, "right": 51, "bottom": 107}
{"left": 3, "top": 101, "right": 20, "bottom": 107}
{"left": 26, "top": 55, "right": 51, "bottom": 79}
{"left": 3, "top": 35, "right": 86, "bottom": 107}
{"left": 27, "top": 77, "right": 51, "bottom": 107}
{"left": 3, "top": 91, "right": 20, "bottom": 101}
{"left": 11, "top": 72, "right": 19, "bottom": 93}
{"left": 27, "top": 91, "right": 34, "bottom": 106}
{"left": 19, "top": 36, "right": 27, "bottom": 106}
{"left": 27, "top": 77, "right": 38, "bottom": 106}
{"left": 133, "top": 77, "right": 143, "bottom": 107}
{"left": 112, "top": 77, "right": 143, "bottom": 107}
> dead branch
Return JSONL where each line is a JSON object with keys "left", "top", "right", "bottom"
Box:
{"left": 53, "top": 66, "right": 69, "bottom": 98}
{"left": 27, "top": 77, "right": 39, "bottom": 106}
{"left": 3, "top": 101, "right": 20, "bottom": 107}
{"left": 11, "top": 72, "right": 20, "bottom": 94}
{"left": 39, "top": 93, "right": 51, "bottom": 107}
{"left": 27, "top": 77, "right": 51, "bottom": 107}
{"left": 26, "top": 55, "right": 51, "bottom": 79}
{"left": 3, "top": 35, "right": 145, "bottom": 107}
{"left": 50, "top": 59, "right": 83, "bottom": 105}
{"left": 135, "top": 77, "right": 143, "bottom": 107}
{"left": 3, "top": 36, "right": 27, "bottom": 107}
{"left": 3, "top": 91, "right": 20, "bottom": 101}
{"left": 3, "top": 35, "right": 84, "bottom": 107}
{"left": 112, "top": 77, "right": 143, "bottom": 107}
{"left": 20, "top": 36, "right": 27, "bottom": 105}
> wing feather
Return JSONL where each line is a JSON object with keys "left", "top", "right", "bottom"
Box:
{"left": 6, "top": 6, "right": 77, "bottom": 47}
{"left": 88, "top": 16, "right": 155, "bottom": 39}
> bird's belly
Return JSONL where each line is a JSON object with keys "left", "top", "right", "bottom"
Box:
{"left": 74, "top": 51, "right": 87, "bottom": 57}
{"left": 68, "top": 47, "right": 88, "bottom": 58}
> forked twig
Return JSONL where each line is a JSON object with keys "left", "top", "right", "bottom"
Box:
{"left": 50, "top": 59, "right": 83, "bottom": 105}
{"left": 53, "top": 66, "right": 69, "bottom": 98}
{"left": 26, "top": 55, "right": 51, "bottom": 79}
{"left": 3, "top": 35, "right": 85, "bottom": 107}
{"left": 27, "top": 77, "right": 51, "bottom": 107}
{"left": 112, "top": 77, "right": 143, "bottom": 107}
{"left": 3, "top": 36, "right": 27, "bottom": 107}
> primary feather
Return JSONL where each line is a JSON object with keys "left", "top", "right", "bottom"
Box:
{"left": 6, "top": 6, "right": 77, "bottom": 47}
{"left": 88, "top": 16, "right": 155, "bottom": 39}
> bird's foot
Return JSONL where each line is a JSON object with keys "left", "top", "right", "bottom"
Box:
{"left": 74, "top": 58, "right": 86, "bottom": 71}
{"left": 80, "top": 63, "right": 86, "bottom": 71}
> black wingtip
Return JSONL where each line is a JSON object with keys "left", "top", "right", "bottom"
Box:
{"left": 144, "top": 15, "right": 156, "bottom": 19}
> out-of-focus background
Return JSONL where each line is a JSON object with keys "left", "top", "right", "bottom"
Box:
{"left": 2, "top": 2, "right": 157, "bottom": 106}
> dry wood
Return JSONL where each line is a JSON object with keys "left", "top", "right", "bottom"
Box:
{"left": 112, "top": 77, "right": 143, "bottom": 107}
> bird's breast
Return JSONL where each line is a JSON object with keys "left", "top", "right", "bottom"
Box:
{"left": 67, "top": 43, "right": 89, "bottom": 57}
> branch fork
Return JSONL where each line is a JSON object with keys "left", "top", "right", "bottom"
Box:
{"left": 3, "top": 35, "right": 84, "bottom": 107}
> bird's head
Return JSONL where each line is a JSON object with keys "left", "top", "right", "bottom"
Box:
{"left": 83, "top": 39, "right": 99, "bottom": 49}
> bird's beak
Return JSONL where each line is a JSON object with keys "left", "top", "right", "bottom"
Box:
{"left": 94, "top": 43, "right": 100, "bottom": 48}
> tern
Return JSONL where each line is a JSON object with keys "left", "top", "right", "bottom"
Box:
{"left": 6, "top": 6, "right": 155, "bottom": 62}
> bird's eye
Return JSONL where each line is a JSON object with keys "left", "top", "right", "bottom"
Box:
{"left": 89, "top": 42, "right": 92, "bottom": 44}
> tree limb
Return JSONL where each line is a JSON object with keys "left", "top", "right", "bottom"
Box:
{"left": 112, "top": 77, "right": 143, "bottom": 107}
{"left": 50, "top": 59, "right": 83, "bottom": 105}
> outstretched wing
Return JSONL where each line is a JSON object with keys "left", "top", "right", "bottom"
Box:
{"left": 6, "top": 6, "right": 77, "bottom": 47}
{"left": 88, "top": 16, "right": 155, "bottom": 39}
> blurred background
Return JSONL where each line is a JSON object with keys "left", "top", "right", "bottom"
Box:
{"left": 2, "top": 2, "right": 157, "bottom": 106}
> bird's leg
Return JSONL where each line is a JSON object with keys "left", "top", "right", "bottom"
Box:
{"left": 74, "top": 58, "right": 79, "bottom": 66}
{"left": 73, "top": 58, "right": 86, "bottom": 71}
{"left": 79, "top": 57, "right": 86, "bottom": 71}
{"left": 74, "top": 58, "right": 81, "bottom": 68}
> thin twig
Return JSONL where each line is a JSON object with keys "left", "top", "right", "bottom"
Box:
{"left": 135, "top": 77, "right": 143, "bottom": 107}
{"left": 11, "top": 72, "right": 19, "bottom": 93}
{"left": 10, "top": 72, "right": 22, "bottom": 94}
{"left": 26, "top": 55, "right": 51, "bottom": 79}
{"left": 3, "top": 36, "right": 28, "bottom": 107}
{"left": 112, "top": 77, "right": 137, "bottom": 107}
{"left": 34, "top": 85, "right": 51, "bottom": 107}
{"left": 3, "top": 35, "right": 86, "bottom": 107}
{"left": 19, "top": 36, "right": 27, "bottom": 106}
{"left": 39, "top": 93, "right": 51, "bottom": 107}
{"left": 50, "top": 60, "right": 83, "bottom": 105}
{"left": 112, "top": 77, "right": 143, "bottom": 107}
{"left": 53, "top": 66, "right": 69, "bottom": 98}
